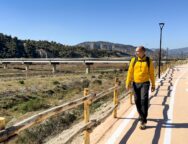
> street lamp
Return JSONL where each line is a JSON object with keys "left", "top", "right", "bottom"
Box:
{"left": 158, "top": 23, "right": 165, "bottom": 79}
{"left": 166, "top": 47, "right": 168, "bottom": 60}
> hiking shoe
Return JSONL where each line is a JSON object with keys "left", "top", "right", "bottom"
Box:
{"left": 139, "top": 122, "right": 146, "bottom": 130}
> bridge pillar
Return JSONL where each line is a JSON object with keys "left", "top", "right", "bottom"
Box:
{"left": 85, "top": 63, "right": 93, "bottom": 74}
{"left": 86, "top": 65, "right": 90, "bottom": 74}
{"left": 23, "top": 62, "right": 32, "bottom": 71}
{"left": 50, "top": 62, "right": 59, "bottom": 73}
{"left": 25, "top": 64, "right": 29, "bottom": 71}
{"left": 3, "top": 64, "right": 7, "bottom": 69}
{"left": 52, "top": 64, "right": 56, "bottom": 73}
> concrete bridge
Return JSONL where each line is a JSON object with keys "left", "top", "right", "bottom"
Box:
{"left": 0, "top": 58, "right": 181, "bottom": 74}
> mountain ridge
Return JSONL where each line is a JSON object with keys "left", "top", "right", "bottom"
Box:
{"left": 76, "top": 41, "right": 154, "bottom": 56}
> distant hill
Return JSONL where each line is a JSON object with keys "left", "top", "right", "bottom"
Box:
{"left": 76, "top": 41, "right": 153, "bottom": 56}
{"left": 0, "top": 33, "right": 156, "bottom": 58}
{"left": 0, "top": 33, "right": 131, "bottom": 58}
{"left": 168, "top": 47, "right": 188, "bottom": 58}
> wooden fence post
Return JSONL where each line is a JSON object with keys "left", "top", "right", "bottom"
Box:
{"left": 83, "top": 88, "right": 90, "bottom": 144}
{"left": 0, "top": 117, "right": 5, "bottom": 130}
{"left": 113, "top": 77, "right": 119, "bottom": 118}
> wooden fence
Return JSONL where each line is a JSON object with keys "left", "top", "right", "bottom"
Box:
{"left": 0, "top": 77, "right": 133, "bottom": 144}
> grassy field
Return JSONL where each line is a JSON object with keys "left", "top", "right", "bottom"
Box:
{"left": 0, "top": 63, "right": 127, "bottom": 143}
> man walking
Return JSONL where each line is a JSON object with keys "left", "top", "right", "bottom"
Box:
{"left": 126, "top": 46, "right": 155, "bottom": 130}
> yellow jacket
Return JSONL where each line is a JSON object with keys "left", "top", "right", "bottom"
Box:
{"left": 126, "top": 56, "right": 155, "bottom": 87}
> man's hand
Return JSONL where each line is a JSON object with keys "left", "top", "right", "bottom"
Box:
{"left": 126, "top": 84, "right": 131, "bottom": 92}
{"left": 151, "top": 86, "right": 155, "bottom": 92}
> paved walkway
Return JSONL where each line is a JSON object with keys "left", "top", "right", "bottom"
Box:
{"left": 90, "top": 64, "right": 188, "bottom": 144}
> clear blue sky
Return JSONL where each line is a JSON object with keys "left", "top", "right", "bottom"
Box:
{"left": 0, "top": 0, "right": 188, "bottom": 49}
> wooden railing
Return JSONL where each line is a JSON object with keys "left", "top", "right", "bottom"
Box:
{"left": 0, "top": 77, "right": 133, "bottom": 143}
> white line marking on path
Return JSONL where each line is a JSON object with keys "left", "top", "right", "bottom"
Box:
{"left": 105, "top": 68, "right": 170, "bottom": 144}
{"left": 106, "top": 107, "right": 137, "bottom": 144}
{"left": 106, "top": 69, "right": 170, "bottom": 144}
{"left": 163, "top": 68, "right": 188, "bottom": 144}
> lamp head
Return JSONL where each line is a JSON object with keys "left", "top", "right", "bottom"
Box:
{"left": 159, "top": 23, "right": 165, "bottom": 29}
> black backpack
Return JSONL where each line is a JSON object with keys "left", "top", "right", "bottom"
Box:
{"left": 132, "top": 56, "right": 150, "bottom": 69}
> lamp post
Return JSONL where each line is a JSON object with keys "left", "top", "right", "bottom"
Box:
{"left": 166, "top": 47, "right": 168, "bottom": 60}
{"left": 158, "top": 23, "right": 165, "bottom": 79}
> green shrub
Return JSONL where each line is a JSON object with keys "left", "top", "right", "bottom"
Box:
{"left": 82, "top": 79, "right": 90, "bottom": 88}
{"left": 18, "top": 99, "right": 50, "bottom": 113}
{"left": 52, "top": 80, "right": 60, "bottom": 85}
{"left": 98, "top": 74, "right": 103, "bottom": 79}
{"left": 93, "top": 79, "right": 102, "bottom": 85}
{"left": 19, "top": 80, "right": 25, "bottom": 85}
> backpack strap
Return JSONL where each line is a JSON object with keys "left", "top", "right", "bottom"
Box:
{"left": 132, "top": 56, "right": 150, "bottom": 69}
{"left": 132, "top": 57, "right": 138, "bottom": 68}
